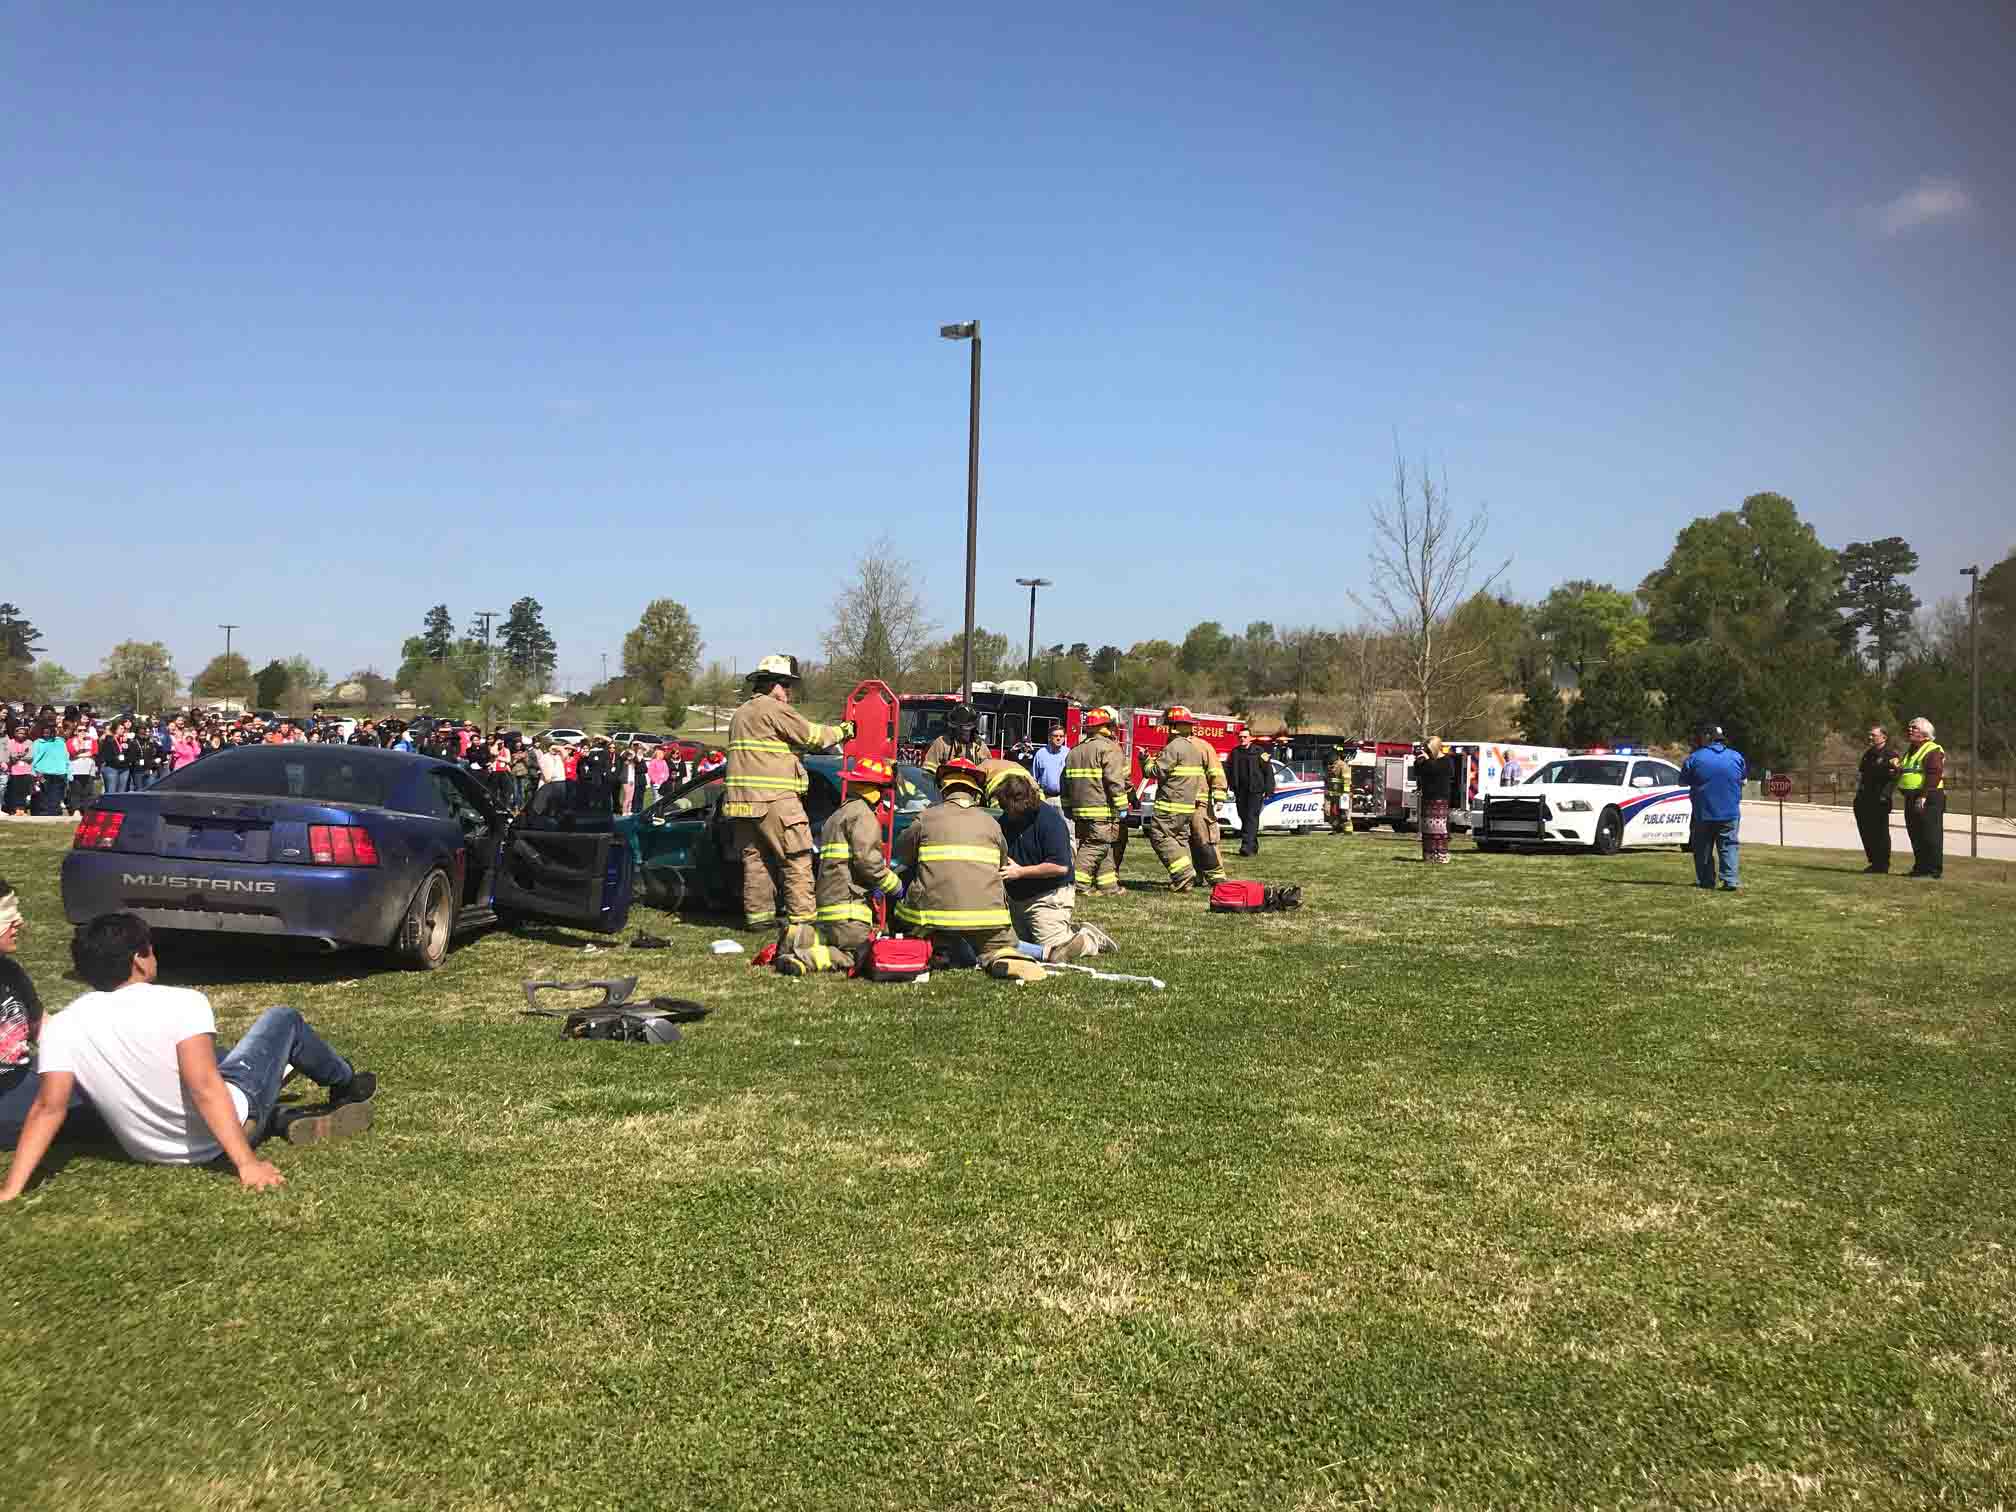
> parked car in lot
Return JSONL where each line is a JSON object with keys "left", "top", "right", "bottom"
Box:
{"left": 62, "top": 744, "right": 632, "bottom": 968}
{"left": 539, "top": 728, "right": 587, "bottom": 746}
{"left": 616, "top": 755, "right": 938, "bottom": 912}
{"left": 1475, "top": 751, "right": 1691, "bottom": 854}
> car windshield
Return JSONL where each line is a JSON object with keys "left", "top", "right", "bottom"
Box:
{"left": 152, "top": 747, "right": 396, "bottom": 806}
{"left": 1529, "top": 759, "right": 1628, "bottom": 787}
{"left": 901, "top": 705, "right": 953, "bottom": 745}
{"left": 894, "top": 764, "right": 940, "bottom": 812}
{"left": 654, "top": 774, "right": 722, "bottom": 817}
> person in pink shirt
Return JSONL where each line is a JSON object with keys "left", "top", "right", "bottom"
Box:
{"left": 4, "top": 724, "right": 33, "bottom": 816}
{"left": 169, "top": 720, "right": 203, "bottom": 772}
{"left": 646, "top": 746, "right": 671, "bottom": 797}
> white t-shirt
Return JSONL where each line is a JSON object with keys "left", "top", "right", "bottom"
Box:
{"left": 38, "top": 983, "right": 249, "bottom": 1165}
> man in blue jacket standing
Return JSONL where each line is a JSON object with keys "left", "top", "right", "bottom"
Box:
{"left": 1682, "top": 724, "right": 1747, "bottom": 891}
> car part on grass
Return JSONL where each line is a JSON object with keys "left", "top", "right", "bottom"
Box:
{"left": 521, "top": 976, "right": 639, "bottom": 1013}
{"left": 629, "top": 932, "right": 672, "bottom": 949}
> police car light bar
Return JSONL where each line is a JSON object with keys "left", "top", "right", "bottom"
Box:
{"left": 1569, "top": 744, "right": 1648, "bottom": 755}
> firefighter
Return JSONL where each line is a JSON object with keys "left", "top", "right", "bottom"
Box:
{"left": 721, "top": 654, "right": 852, "bottom": 945}
{"left": 893, "top": 758, "right": 1043, "bottom": 981}
{"left": 776, "top": 755, "right": 902, "bottom": 976}
{"left": 1062, "top": 706, "right": 1132, "bottom": 896}
{"left": 1142, "top": 706, "right": 1230, "bottom": 892}
{"left": 1326, "top": 746, "right": 1354, "bottom": 834}
{"left": 921, "top": 703, "right": 990, "bottom": 771}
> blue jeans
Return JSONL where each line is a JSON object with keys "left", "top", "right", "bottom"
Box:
{"left": 0, "top": 1065, "right": 100, "bottom": 1147}
{"left": 1692, "top": 817, "right": 1740, "bottom": 889}
{"left": 102, "top": 767, "right": 129, "bottom": 795}
{"left": 217, "top": 1007, "right": 356, "bottom": 1143}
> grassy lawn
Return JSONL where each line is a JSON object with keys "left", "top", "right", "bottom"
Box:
{"left": 4, "top": 823, "right": 2012, "bottom": 1509}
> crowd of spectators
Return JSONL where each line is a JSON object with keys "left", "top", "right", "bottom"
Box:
{"left": 1, "top": 700, "right": 722, "bottom": 820}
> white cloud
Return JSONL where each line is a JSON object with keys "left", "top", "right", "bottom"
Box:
{"left": 1871, "top": 177, "right": 1974, "bottom": 236}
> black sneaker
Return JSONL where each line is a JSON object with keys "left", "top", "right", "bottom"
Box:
{"left": 328, "top": 1071, "right": 376, "bottom": 1107}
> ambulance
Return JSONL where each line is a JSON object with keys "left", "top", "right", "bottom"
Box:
{"left": 1450, "top": 741, "right": 1572, "bottom": 831}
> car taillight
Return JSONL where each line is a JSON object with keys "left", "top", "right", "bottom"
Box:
{"left": 74, "top": 810, "right": 125, "bottom": 850}
{"left": 307, "top": 825, "right": 380, "bottom": 866}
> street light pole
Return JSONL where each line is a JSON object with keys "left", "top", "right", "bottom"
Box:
{"left": 218, "top": 624, "right": 240, "bottom": 711}
{"left": 941, "top": 320, "right": 981, "bottom": 703}
{"left": 1014, "top": 577, "right": 1052, "bottom": 675}
{"left": 1963, "top": 564, "right": 1980, "bottom": 859}
{"left": 475, "top": 610, "right": 501, "bottom": 726}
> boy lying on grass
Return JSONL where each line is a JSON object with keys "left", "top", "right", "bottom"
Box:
{"left": 0, "top": 912, "right": 376, "bottom": 1201}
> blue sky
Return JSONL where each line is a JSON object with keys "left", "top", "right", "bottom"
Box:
{"left": 5, "top": 1, "right": 2009, "bottom": 692}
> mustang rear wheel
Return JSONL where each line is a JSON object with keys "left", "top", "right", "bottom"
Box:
{"left": 393, "top": 868, "right": 454, "bottom": 971}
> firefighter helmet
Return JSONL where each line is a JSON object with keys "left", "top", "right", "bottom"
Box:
{"left": 948, "top": 702, "right": 977, "bottom": 734}
{"left": 841, "top": 754, "right": 895, "bottom": 788}
{"left": 937, "top": 757, "right": 985, "bottom": 794}
{"left": 1082, "top": 705, "right": 1116, "bottom": 732}
{"left": 750, "top": 653, "right": 802, "bottom": 685}
{"left": 1164, "top": 705, "right": 1196, "bottom": 727}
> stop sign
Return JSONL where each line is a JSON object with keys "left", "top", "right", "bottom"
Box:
{"left": 1763, "top": 774, "right": 1794, "bottom": 800}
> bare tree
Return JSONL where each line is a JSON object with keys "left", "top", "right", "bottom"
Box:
{"left": 1334, "top": 626, "right": 1389, "bottom": 737}
{"left": 1353, "top": 454, "right": 1507, "bottom": 739}
{"left": 823, "top": 535, "right": 936, "bottom": 686}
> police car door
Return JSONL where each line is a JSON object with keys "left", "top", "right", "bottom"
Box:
{"left": 1624, "top": 759, "right": 1688, "bottom": 843}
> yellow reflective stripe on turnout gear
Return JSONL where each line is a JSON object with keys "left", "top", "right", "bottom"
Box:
{"left": 877, "top": 872, "right": 902, "bottom": 894}
{"left": 817, "top": 842, "right": 852, "bottom": 859}
{"left": 893, "top": 903, "right": 1013, "bottom": 928}
{"left": 1068, "top": 803, "right": 1114, "bottom": 818}
{"left": 815, "top": 901, "right": 873, "bottom": 923}
{"left": 1165, "top": 764, "right": 1206, "bottom": 778}
{"left": 915, "top": 844, "right": 1002, "bottom": 864}
{"left": 729, "top": 738, "right": 794, "bottom": 752}
{"left": 725, "top": 773, "right": 807, "bottom": 788}
{"left": 1072, "top": 869, "right": 1095, "bottom": 887}
{"left": 1153, "top": 799, "right": 1196, "bottom": 815}
{"left": 808, "top": 942, "right": 833, "bottom": 971}
{"left": 1062, "top": 766, "right": 1104, "bottom": 779}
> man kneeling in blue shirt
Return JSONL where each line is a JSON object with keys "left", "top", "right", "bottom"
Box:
{"left": 1682, "top": 724, "right": 1748, "bottom": 891}
{"left": 997, "top": 771, "right": 1102, "bottom": 963}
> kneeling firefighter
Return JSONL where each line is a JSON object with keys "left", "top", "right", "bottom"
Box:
{"left": 777, "top": 755, "right": 903, "bottom": 976}
{"left": 722, "top": 653, "right": 853, "bottom": 947}
{"left": 1143, "top": 706, "right": 1229, "bottom": 892}
{"left": 892, "top": 757, "right": 1044, "bottom": 981}
{"left": 1063, "top": 705, "right": 1132, "bottom": 895}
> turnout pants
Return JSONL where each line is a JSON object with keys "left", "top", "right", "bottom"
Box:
{"left": 1326, "top": 792, "right": 1351, "bottom": 833}
{"left": 917, "top": 926, "right": 1027, "bottom": 975}
{"left": 732, "top": 797, "right": 816, "bottom": 939}
{"left": 1073, "top": 819, "right": 1125, "bottom": 893}
{"left": 1145, "top": 808, "right": 1225, "bottom": 891}
{"left": 1904, "top": 793, "right": 1946, "bottom": 878}
{"left": 1853, "top": 796, "right": 1892, "bottom": 872}
{"left": 777, "top": 920, "right": 871, "bottom": 975}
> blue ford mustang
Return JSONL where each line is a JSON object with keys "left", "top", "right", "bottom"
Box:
{"left": 62, "top": 744, "right": 631, "bottom": 969}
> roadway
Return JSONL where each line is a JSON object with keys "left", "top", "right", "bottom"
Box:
{"left": 1739, "top": 799, "right": 2016, "bottom": 862}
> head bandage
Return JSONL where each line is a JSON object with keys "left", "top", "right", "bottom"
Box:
{"left": 0, "top": 895, "right": 21, "bottom": 931}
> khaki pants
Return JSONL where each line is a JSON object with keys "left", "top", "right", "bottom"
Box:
{"left": 777, "top": 920, "right": 871, "bottom": 974}
{"left": 1326, "top": 792, "right": 1351, "bottom": 832}
{"left": 1073, "top": 819, "right": 1125, "bottom": 892}
{"left": 732, "top": 798, "right": 815, "bottom": 939}
{"left": 1009, "top": 886, "right": 1077, "bottom": 957}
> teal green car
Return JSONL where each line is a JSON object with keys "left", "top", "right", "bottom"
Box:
{"left": 615, "top": 755, "right": 941, "bottom": 915}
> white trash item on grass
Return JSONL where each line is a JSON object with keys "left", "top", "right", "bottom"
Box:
{"left": 709, "top": 939, "right": 745, "bottom": 955}
{"left": 1043, "top": 962, "right": 1165, "bottom": 990}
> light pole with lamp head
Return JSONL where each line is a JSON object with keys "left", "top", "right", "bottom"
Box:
{"left": 1963, "top": 564, "right": 1980, "bottom": 858}
{"left": 940, "top": 320, "right": 981, "bottom": 703}
{"left": 1014, "top": 577, "right": 1052, "bottom": 676}
{"left": 218, "top": 624, "right": 240, "bottom": 712}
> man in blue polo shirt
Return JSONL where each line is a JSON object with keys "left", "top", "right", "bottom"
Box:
{"left": 1681, "top": 724, "right": 1747, "bottom": 891}
{"left": 1029, "top": 724, "right": 1069, "bottom": 807}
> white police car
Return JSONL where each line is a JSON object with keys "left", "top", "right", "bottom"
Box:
{"left": 1476, "top": 747, "right": 1691, "bottom": 854}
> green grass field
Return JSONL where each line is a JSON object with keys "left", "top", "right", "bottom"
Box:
{"left": 4, "top": 823, "right": 2012, "bottom": 1509}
